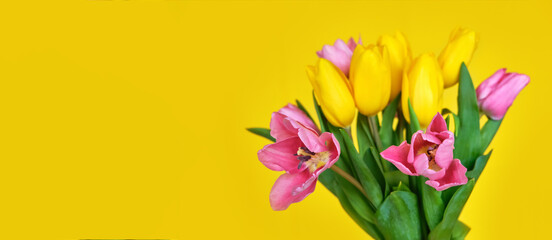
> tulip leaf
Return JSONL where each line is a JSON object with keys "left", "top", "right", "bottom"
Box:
{"left": 466, "top": 151, "right": 492, "bottom": 181}
{"left": 407, "top": 99, "right": 421, "bottom": 140}
{"left": 295, "top": 99, "right": 314, "bottom": 123}
{"left": 357, "top": 113, "right": 376, "bottom": 154}
{"left": 419, "top": 177, "right": 444, "bottom": 230}
{"left": 336, "top": 174, "right": 376, "bottom": 222}
{"left": 376, "top": 191, "right": 422, "bottom": 240}
{"left": 340, "top": 129, "right": 383, "bottom": 207}
{"left": 394, "top": 181, "right": 411, "bottom": 192}
{"left": 451, "top": 221, "right": 471, "bottom": 240}
{"left": 455, "top": 63, "right": 481, "bottom": 170}
{"left": 380, "top": 94, "right": 400, "bottom": 149}
{"left": 428, "top": 179, "right": 475, "bottom": 240}
{"left": 334, "top": 186, "right": 384, "bottom": 239}
{"left": 327, "top": 125, "right": 355, "bottom": 177}
{"left": 369, "top": 147, "right": 388, "bottom": 194}
{"left": 385, "top": 170, "right": 408, "bottom": 188}
{"left": 480, "top": 118, "right": 503, "bottom": 153}
{"left": 442, "top": 108, "right": 460, "bottom": 136}
{"left": 312, "top": 92, "right": 329, "bottom": 133}
{"left": 246, "top": 128, "right": 275, "bottom": 142}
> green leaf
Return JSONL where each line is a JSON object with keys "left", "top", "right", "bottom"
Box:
{"left": 336, "top": 175, "right": 376, "bottom": 223}
{"left": 334, "top": 186, "right": 384, "bottom": 239}
{"left": 369, "top": 147, "right": 388, "bottom": 194}
{"left": 429, "top": 179, "right": 476, "bottom": 240}
{"left": 419, "top": 177, "right": 444, "bottom": 230}
{"left": 327, "top": 125, "right": 355, "bottom": 176}
{"left": 357, "top": 113, "right": 376, "bottom": 154}
{"left": 466, "top": 151, "right": 492, "bottom": 181}
{"left": 384, "top": 170, "right": 408, "bottom": 187}
{"left": 394, "top": 181, "right": 411, "bottom": 192}
{"left": 455, "top": 63, "right": 481, "bottom": 170}
{"left": 407, "top": 99, "right": 421, "bottom": 141}
{"left": 380, "top": 94, "right": 401, "bottom": 149}
{"left": 451, "top": 221, "right": 471, "bottom": 240}
{"left": 312, "top": 92, "right": 328, "bottom": 133}
{"left": 348, "top": 145, "right": 384, "bottom": 207}
{"left": 295, "top": 99, "right": 314, "bottom": 123}
{"left": 246, "top": 128, "right": 275, "bottom": 142}
{"left": 480, "top": 118, "right": 502, "bottom": 153}
{"left": 441, "top": 108, "right": 460, "bottom": 136}
{"left": 376, "top": 191, "right": 422, "bottom": 240}
{"left": 318, "top": 166, "right": 340, "bottom": 197}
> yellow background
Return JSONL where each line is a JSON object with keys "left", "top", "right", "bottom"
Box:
{"left": 0, "top": 0, "right": 549, "bottom": 239}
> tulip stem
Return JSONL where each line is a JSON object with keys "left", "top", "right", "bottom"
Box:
{"left": 330, "top": 165, "right": 368, "bottom": 199}
{"left": 368, "top": 116, "right": 383, "bottom": 152}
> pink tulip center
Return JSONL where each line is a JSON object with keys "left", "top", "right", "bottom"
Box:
{"left": 295, "top": 147, "right": 330, "bottom": 173}
{"left": 418, "top": 144, "right": 442, "bottom": 171}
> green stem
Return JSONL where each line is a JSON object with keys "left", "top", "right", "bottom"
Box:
{"left": 330, "top": 165, "right": 369, "bottom": 199}
{"left": 368, "top": 116, "right": 383, "bottom": 152}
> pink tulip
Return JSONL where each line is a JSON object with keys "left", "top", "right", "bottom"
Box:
{"left": 270, "top": 104, "right": 319, "bottom": 141}
{"left": 476, "top": 68, "right": 530, "bottom": 120}
{"left": 317, "top": 37, "right": 362, "bottom": 76}
{"left": 258, "top": 104, "right": 339, "bottom": 210}
{"left": 380, "top": 113, "right": 467, "bottom": 191}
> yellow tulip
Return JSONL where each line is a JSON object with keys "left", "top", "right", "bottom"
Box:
{"left": 402, "top": 53, "right": 444, "bottom": 128}
{"left": 349, "top": 44, "right": 391, "bottom": 116}
{"left": 377, "top": 31, "right": 412, "bottom": 102}
{"left": 306, "top": 58, "right": 356, "bottom": 127}
{"left": 438, "top": 27, "right": 479, "bottom": 88}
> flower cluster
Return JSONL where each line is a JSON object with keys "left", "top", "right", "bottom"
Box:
{"left": 248, "top": 27, "right": 529, "bottom": 239}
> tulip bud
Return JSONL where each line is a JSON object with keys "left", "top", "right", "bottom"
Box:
{"left": 377, "top": 31, "right": 412, "bottom": 102}
{"left": 438, "top": 27, "right": 479, "bottom": 88}
{"left": 349, "top": 44, "right": 392, "bottom": 116}
{"left": 476, "top": 69, "right": 530, "bottom": 120}
{"left": 317, "top": 37, "right": 362, "bottom": 77}
{"left": 402, "top": 53, "right": 444, "bottom": 128}
{"left": 307, "top": 58, "right": 356, "bottom": 127}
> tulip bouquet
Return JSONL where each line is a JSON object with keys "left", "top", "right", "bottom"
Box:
{"left": 248, "top": 28, "right": 529, "bottom": 240}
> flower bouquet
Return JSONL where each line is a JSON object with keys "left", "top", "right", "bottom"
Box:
{"left": 247, "top": 28, "right": 529, "bottom": 239}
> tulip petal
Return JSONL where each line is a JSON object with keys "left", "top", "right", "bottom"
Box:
{"left": 476, "top": 68, "right": 506, "bottom": 101}
{"left": 269, "top": 172, "right": 316, "bottom": 211}
{"left": 480, "top": 72, "right": 529, "bottom": 120}
{"left": 258, "top": 137, "right": 304, "bottom": 173}
{"left": 427, "top": 112, "right": 448, "bottom": 135}
{"left": 434, "top": 132, "right": 455, "bottom": 169}
{"left": 297, "top": 125, "right": 326, "bottom": 153}
{"left": 425, "top": 159, "right": 468, "bottom": 191}
{"left": 269, "top": 112, "right": 297, "bottom": 141}
{"left": 278, "top": 104, "right": 319, "bottom": 134}
{"left": 381, "top": 141, "right": 417, "bottom": 175}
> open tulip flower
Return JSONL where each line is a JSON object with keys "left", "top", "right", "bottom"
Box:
{"left": 257, "top": 104, "right": 340, "bottom": 210}
{"left": 248, "top": 28, "right": 529, "bottom": 239}
{"left": 381, "top": 113, "right": 467, "bottom": 191}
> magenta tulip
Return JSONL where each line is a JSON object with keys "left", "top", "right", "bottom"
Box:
{"left": 317, "top": 37, "right": 362, "bottom": 76}
{"left": 258, "top": 104, "right": 340, "bottom": 210}
{"left": 476, "top": 69, "right": 530, "bottom": 120}
{"left": 380, "top": 113, "right": 468, "bottom": 191}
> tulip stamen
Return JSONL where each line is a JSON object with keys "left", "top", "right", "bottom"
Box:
{"left": 426, "top": 145, "right": 442, "bottom": 171}
{"left": 295, "top": 147, "right": 330, "bottom": 172}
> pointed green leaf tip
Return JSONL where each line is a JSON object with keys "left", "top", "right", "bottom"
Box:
{"left": 246, "top": 128, "right": 275, "bottom": 142}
